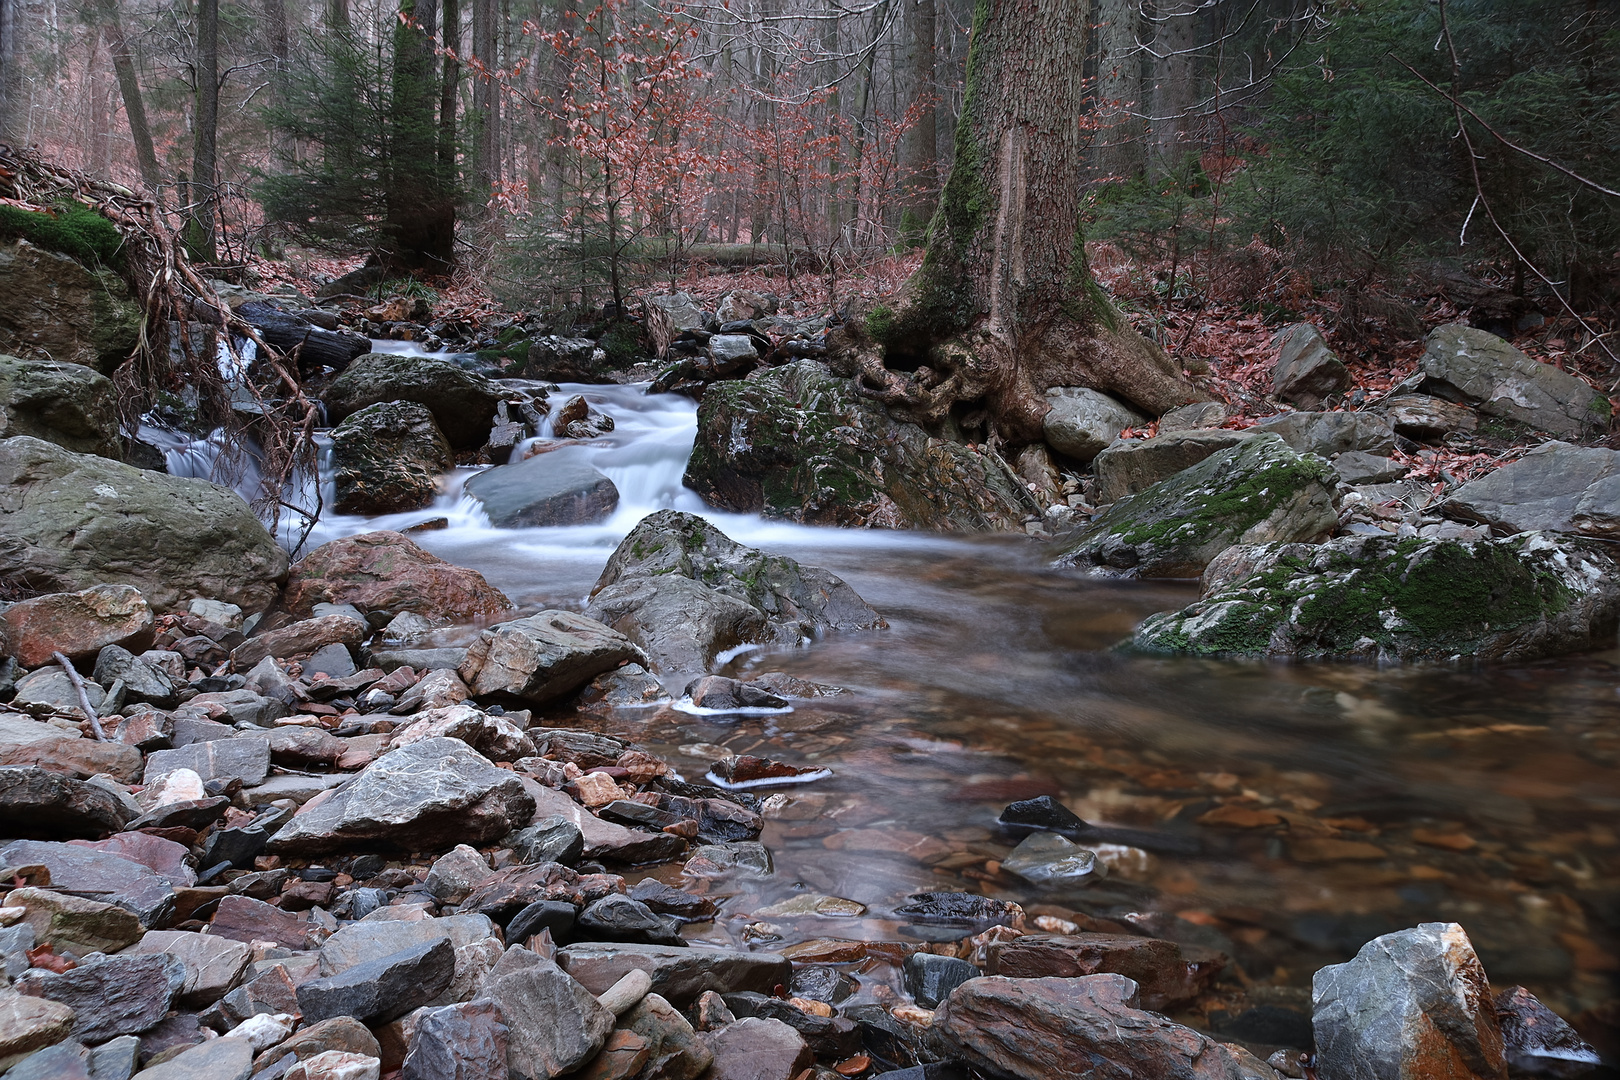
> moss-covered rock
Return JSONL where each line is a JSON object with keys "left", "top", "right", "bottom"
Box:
{"left": 329, "top": 401, "right": 455, "bottom": 515}
{"left": 0, "top": 354, "right": 122, "bottom": 459}
{"left": 1053, "top": 433, "right": 1340, "bottom": 579}
{"left": 1132, "top": 532, "right": 1620, "bottom": 662}
{"left": 683, "top": 360, "right": 1039, "bottom": 531}
{"left": 0, "top": 239, "right": 142, "bottom": 373}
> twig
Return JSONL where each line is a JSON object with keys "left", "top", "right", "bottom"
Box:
{"left": 52, "top": 652, "right": 106, "bottom": 741}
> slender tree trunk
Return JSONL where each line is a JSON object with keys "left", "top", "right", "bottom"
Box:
{"left": 439, "top": 0, "right": 459, "bottom": 171}
{"left": 0, "top": 0, "right": 23, "bottom": 146}
{"left": 899, "top": 0, "right": 939, "bottom": 239}
{"left": 91, "top": 0, "right": 159, "bottom": 191}
{"left": 1147, "top": 0, "right": 1197, "bottom": 175}
{"left": 1095, "top": 0, "right": 1144, "bottom": 178}
{"left": 387, "top": 0, "right": 456, "bottom": 269}
{"left": 843, "top": 0, "right": 1203, "bottom": 439}
{"left": 470, "top": 0, "right": 500, "bottom": 225}
{"left": 187, "top": 0, "right": 220, "bottom": 264}
{"left": 264, "top": 0, "right": 291, "bottom": 157}
{"left": 89, "top": 28, "right": 112, "bottom": 175}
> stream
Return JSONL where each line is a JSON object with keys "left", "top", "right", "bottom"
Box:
{"left": 153, "top": 350, "right": 1620, "bottom": 1027}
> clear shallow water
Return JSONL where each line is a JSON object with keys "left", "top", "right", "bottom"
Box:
{"left": 153, "top": 361, "right": 1620, "bottom": 1031}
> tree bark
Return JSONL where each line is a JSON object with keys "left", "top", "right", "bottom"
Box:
{"left": 842, "top": 0, "right": 1203, "bottom": 441}
{"left": 386, "top": 0, "right": 456, "bottom": 269}
{"left": 470, "top": 0, "right": 499, "bottom": 223}
{"left": 264, "top": 0, "right": 291, "bottom": 157}
{"left": 1147, "top": 0, "right": 1197, "bottom": 175}
{"left": 439, "top": 0, "right": 459, "bottom": 171}
{"left": 899, "top": 0, "right": 939, "bottom": 236}
{"left": 0, "top": 0, "right": 23, "bottom": 146}
{"left": 1094, "top": 0, "right": 1145, "bottom": 179}
{"left": 187, "top": 0, "right": 220, "bottom": 263}
{"left": 92, "top": 0, "right": 161, "bottom": 192}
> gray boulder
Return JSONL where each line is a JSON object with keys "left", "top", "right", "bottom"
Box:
{"left": 266, "top": 736, "right": 536, "bottom": 855}
{"left": 330, "top": 401, "right": 454, "bottom": 515}
{"left": 519, "top": 337, "right": 615, "bottom": 383}
{"left": 459, "top": 610, "right": 644, "bottom": 705}
{"left": 1, "top": 839, "right": 176, "bottom": 925}
{"left": 482, "top": 948, "right": 614, "bottom": 1080}
{"left": 0, "top": 355, "right": 121, "bottom": 459}
{"left": 1334, "top": 452, "right": 1407, "bottom": 486}
{"left": 1312, "top": 923, "right": 1505, "bottom": 1080}
{"left": 1089, "top": 428, "right": 1255, "bottom": 504}
{"left": 297, "top": 938, "right": 457, "bottom": 1025}
{"left": 705, "top": 334, "right": 758, "bottom": 375}
{"left": 1134, "top": 532, "right": 1620, "bottom": 662}
{"left": 1442, "top": 441, "right": 1620, "bottom": 537}
{"left": 0, "top": 437, "right": 288, "bottom": 612}
{"left": 1055, "top": 434, "right": 1339, "bottom": 579}
{"left": 585, "top": 510, "right": 884, "bottom": 674}
{"left": 1041, "top": 388, "right": 1146, "bottom": 462}
{"left": 0, "top": 239, "right": 142, "bottom": 373}
{"left": 685, "top": 360, "right": 1038, "bottom": 531}
{"left": 1378, "top": 393, "right": 1479, "bottom": 441}
{"left": 323, "top": 353, "right": 503, "bottom": 449}
{"left": 1272, "top": 323, "right": 1351, "bottom": 407}
{"left": 14, "top": 952, "right": 182, "bottom": 1043}
{"left": 463, "top": 449, "right": 620, "bottom": 528}
{"left": 144, "top": 738, "right": 271, "bottom": 789}
{"left": 93, "top": 644, "right": 177, "bottom": 707}
{"left": 1252, "top": 411, "right": 1396, "bottom": 457}
{"left": 646, "top": 293, "right": 708, "bottom": 358}
{"left": 1419, "top": 323, "right": 1609, "bottom": 438}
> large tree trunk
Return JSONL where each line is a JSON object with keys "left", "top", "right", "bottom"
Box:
{"left": 385, "top": 0, "right": 456, "bottom": 270}
{"left": 469, "top": 0, "right": 499, "bottom": 226}
{"left": 93, "top": 0, "right": 160, "bottom": 192}
{"left": 187, "top": 0, "right": 219, "bottom": 264}
{"left": 843, "top": 0, "right": 1203, "bottom": 443}
{"left": 439, "top": 0, "right": 459, "bottom": 171}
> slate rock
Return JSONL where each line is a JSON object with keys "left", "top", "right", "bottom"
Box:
{"left": 231, "top": 616, "right": 365, "bottom": 670}
{"left": 985, "top": 933, "right": 1221, "bottom": 1012}
{"left": 507, "top": 900, "right": 577, "bottom": 944}
{"left": 317, "top": 913, "right": 498, "bottom": 976}
{"left": 207, "top": 895, "right": 309, "bottom": 950}
{"left": 525, "top": 784, "right": 685, "bottom": 865}
{"left": 275, "top": 1016, "right": 383, "bottom": 1066}
{"left": 0, "top": 584, "right": 155, "bottom": 668}
{"left": 127, "top": 930, "right": 252, "bottom": 1008}
{"left": 131, "top": 1036, "right": 253, "bottom": 1080}
{"left": 627, "top": 880, "right": 717, "bottom": 923}
{"left": 483, "top": 948, "right": 614, "bottom": 1080}
{"left": 0, "top": 715, "right": 142, "bottom": 780}
{"left": 296, "top": 938, "right": 456, "bottom": 1025}
{"left": 903, "top": 953, "right": 979, "bottom": 1009}
{"left": 144, "top": 739, "right": 270, "bottom": 789}
{"left": 556, "top": 943, "right": 790, "bottom": 1006}
{"left": 1271, "top": 324, "right": 1351, "bottom": 407}
{"left": 1, "top": 839, "right": 174, "bottom": 925}
{"left": 0, "top": 989, "right": 77, "bottom": 1071}
{"left": 1419, "top": 323, "right": 1609, "bottom": 438}
{"left": 702, "top": 1017, "right": 812, "bottom": 1080}
{"left": 426, "top": 844, "right": 493, "bottom": 905}
{"left": 622, "top": 992, "right": 713, "bottom": 1080}
{"left": 401, "top": 998, "right": 510, "bottom": 1080}
{"left": 576, "top": 894, "right": 685, "bottom": 946}
{"left": 459, "top": 612, "right": 644, "bottom": 706}
{"left": 1442, "top": 442, "right": 1620, "bottom": 538}
{"left": 0, "top": 767, "right": 136, "bottom": 838}
{"left": 464, "top": 450, "right": 620, "bottom": 528}
{"left": 1042, "top": 388, "right": 1146, "bottom": 463}
{"left": 264, "top": 726, "right": 346, "bottom": 768}
{"left": 93, "top": 645, "right": 177, "bottom": 707}
{"left": 1252, "top": 411, "right": 1395, "bottom": 457}
{"left": 1312, "top": 922, "right": 1505, "bottom": 1080}
{"left": 15, "top": 953, "right": 181, "bottom": 1043}
{"left": 6, "top": 1038, "right": 94, "bottom": 1080}
{"left": 454, "top": 861, "right": 621, "bottom": 924}
{"left": 70, "top": 831, "right": 193, "bottom": 886}
{"left": 390, "top": 703, "right": 533, "bottom": 762}
{"left": 267, "top": 737, "right": 536, "bottom": 855}
{"left": 506, "top": 815, "right": 586, "bottom": 866}
{"left": 2, "top": 886, "right": 142, "bottom": 954}
{"left": 1494, "top": 984, "right": 1601, "bottom": 1078}
{"left": 721, "top": 993, "right": 860, "bottom": 1060}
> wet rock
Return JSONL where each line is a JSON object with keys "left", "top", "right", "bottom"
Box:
{"left": 1418, "top": 323, "right": 1609, "bottom": 438}
{"left": 145, "top": 738, "right": 270, "bottom": 789}
{"left": 267, "top": 736, "right": 536, "bottom": 855}
{"left": 684, "top": 360, "right": 1038, "bottom": 531}
{"left": 391, "top": 703, "right": 533, "bottom": 761}
{"left": 1042, "top": 388, "right": 1146, "bottom": 463}
{"left": 2, "top": 886, "right": 142, "bottom": 953}
{"left": 986, "top": 933, "right": 1221, "bottom": 1012}
{"left": 1253, "top": 411, "right": 1396, "bottom": 458}
{"left": 232, "top": 615, "right": 365, "bottom": 670}
{"left": 0, "top": 766, "right": 137, "bottom": 838}
{"left": 998, "top": 794, "right": 1088, "bottom": 837}
{"left": 1089, "top": 429, "right": 1256, "bottom": 504}
{"left": 507, "top": 900, "right": 577, "bottom": 944}
{"left": 939, "top": 974, "right": 1270, "bottom": 1080}
{"left": 721, "top": 993, "right": 860, "bottom": 1059}
{"left": 0, "top": 354, "right": 122, "bottom": 459}
{"left": 0, "top": 715, "right": 142, "bottom": 780}
{"left": 401, "top": 999, "right": 510, "bottom": 1080}
{"left": 553, "top": 395, "right": 617, "bottom": 439}
{"left": 687, "top": 841, "right": 772, "bottom": 877}
{"left": 506, "top": 815, "right": 586, "bottom": 866}
{"left": 0, "top": 239, "right": 141, "bottom": 373}
{"left": 1056, "top": 434, "right": 1339, "bottom": 579}
{"left": 514, "top": 336, "right": 618, "bottom": 383}
{"left": 556, "top": 943, "right": 791, "bottom": 1006}
{"left": 576, "top": 894, "right": 685, "bottom": 946}
{"left": 891, "top": 893, "right": 1022, "bottom": 932}
{"left": 282, "top": 531, "right": 513, "bottom": 623}
{"left": 747, "top": 672, "right": 846, "bottom": 699}
{"left": 126, "top": 930, "right": 252, "bottom": 1008}
{"left": 455, "top": 860, "right": 621, "bottom": 923}
{"left": 0, "top": 989, "right": 76, "bottom": 1070}
{"left": 1494, "top": 985, "right": 1601, "bottom": 1078}
{"left": 1134, "top": 532, "right": 1620, "bottom": 662}
{"left": 1272, "top": 324, "right": 1351, "bottom": 407}
{"left": 297, "top": 938, "right": 457, "bottom": 1025}
{"left": 93, "top": 644, "right": 176, "bottom": 707}
{"left": 459, "top": 611, "right": 644, "bottom": 706}
{"left": 627, "top": 880, "right": 717, "bottom": 923}
{"left": 685, "top": 677, "right": 789, "bottom": 712}
{"left": 789, "top": 967, "right": 857, "bottom": 1005}
{"left": 1312, "top": 922, "right": 1506, "bottom": 1080}
{"left": 0, "top": 438, "right": 288, "bottom": 612}
{"left": 16, "top": 952, "right": 181, "bottom": 1043}
{"left": 133, "top": 1034, "right": 253, "bottom": 1080}
{"left": 464, "top": 450, "right": 620, "bottom": 528}
{"left": 578, "top": 663, "right": 671, "bottom": 708}
{"left": 586, "top": 510, "right": 883, "bottom": 674}
{"left": 322, "top": 353, "right": 504, "bottom": 449}
{"left": 702, "top": 1017, "right": 812, "bottom": 1080}
{"left": 903, "top": 953, "right": 978, "bottom": 1009}
{"left": 1000, "top": 832, "right": 1104, "bottom": 887}
{"left": 483, "top": 948, "right": 614, "bottom": 1080}
{"left": 0, "top": 584, "right": 154, "bottom": 667}
{"left": 1, "top": 839, "right": 174, "bottom": 925}
{"left": 330, "top": 401, "right": 454, "bottom": 515}
{"left": 1442, "top": 442, "right": 1620, "bottom": 538}
{"left": 623, "top": 992, "right": 713, "bottom": 1080}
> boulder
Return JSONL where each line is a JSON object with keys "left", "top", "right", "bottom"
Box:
{"left": 1334, "top": 452, "right": 1407, "bottom": 485}
{"left": 144, "top": 738, "right": 271, "bottom": 789}
{"left": 585, "top": 510, "right": 883, "bottom": 674}
{"left": 1041, "top": 388, "right": 1146, "bottom": 463}
{"left": 464, "top": 450, "right": 620, "bottom": 528}
{"left": 127, "top": 930, "right": 252, "bottom": 1007}
{"left": 0, "top": 714, "right": 143, "bottom": 780}
{"left": 15, "top": 952, "right": 181, "bottom": 1043}
{"left": 266, "top": 736, "right": 536, "bottom": 855}
{"left": 322, "top": 353, "right": 504, "bottom": 449}
{"left": 1089, "top": 429, "right": 1255, "bottom": 504}
{"left": 0, "top": 354, "right": 121, "bottom": 459}
{"left": 2, "top": 886, "right": 143, "bottom": 954}
{"left": 684, "top": 360, "right": 1038, "bottom": 530}
{"left": 2, "top": 838, "right": 176, "bottom": 925}
{"left": 459, "top": 610, "right": 644, "bottom": 705}
{"left": 93, "top": 644, "right": 177, "bottom": 707}
{"left": 483, "top": 949, "right": 614, "bottom": 1080}
{"left": 317, "top": 913, "right": 498, "bottom": 976}
{"left": 0, "top": 238, "right": 141, "bottom": 373}
{"left": 556, "top": 943, "right": 790, "bottom": 1007}
{"left": 0, "top": 438, "right": 288, "bottom": 612}
{"left": 1271, "top": 323, "right": 1351, "bottom": 407}
{"left": 621, "top": 993, "right": 712, "bottom": 1080}
{"left": 646, "top": 293, "right": 708, "bottom": 358}
{"left": 1312, "top": 922, "right": 1506, "bottom": 1080}
{"left": 1418, "top": 323, "right": 1610, "bottom": 438}
{"left": 1054, "top": 435, "right": 1339, "bottom": 579}
{"left": 716, "top": 290, "right": 775, "bottom": 323}
{"left": 1133, "top": 532, "right": 1620, "bottom": 662}
{"left": 282, "top": 531, "right": 513, "bottom": 623}
{"left": 1252, "top": 411, "right": 1396, "bottom": 458}
{"left": 936, "top": 974, "right": 1269, "bottom": 1080}
{"left": 330, "top": 402, "right": 454, "bottom": 515}
{"left": 401, "top": 999, "right": 510, "bottom": 1080}
{"left": 517, "top": 336, "right": 617, "bottom": 383}
{"left": 702, "top": 1017, "right": 812, "bottom": 1080}
{"left": 705, "top": 335, "right": 758, "bottom": 376}
{"left": 0, "top": 767, "right": 137, "bottom": 838}
{"left": 297, "top": 938, "right": 457, "bottom": 1025}
{"left": 1159, "top": 401, "right": 1228, "bottom": 432}
{"left": 391, "top": 704, "right": 533, "bottom": 762}
{"left": 1442, "top": 442, "right": 1620, "bottom": 538}
{"left": 1378, "top": 394, "right": 1479, "bottom": 441}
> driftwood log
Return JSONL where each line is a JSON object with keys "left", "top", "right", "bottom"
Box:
{"left": 235, "top": 301, "right": 370, "bottom": 373}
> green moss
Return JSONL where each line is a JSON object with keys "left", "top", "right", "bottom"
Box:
{"left": 599, "top": 319, "right": 646, "bottom": 369}
{"left": 1115, "top": 451, "right": 1336, "bottom": 547}
{"left": 865, "top": 304, "right": 896, "bottom": 343}
{"left": 0, "top": 203, "right": 125, "bottom": 267}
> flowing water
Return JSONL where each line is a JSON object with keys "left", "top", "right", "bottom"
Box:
{"left": 153, "top": 357, "right": 1620, "bottom": 1033}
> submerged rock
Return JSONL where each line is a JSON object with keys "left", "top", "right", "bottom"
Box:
{"left": 322, "top": 353, "right": 504, "bottom": 449}
{"left": 1418, "top": 323, "right": 1609, "bottom": 438}
{"left": 0, "top": 437, "right": 288, "bottom": 611}
{"left": 282, "top": 530, "right": 513, "bottom": 623}
{"left": 684, "top": 360, "right": 1038, "bottom": 530}
{"left": 1054, "top": 434, "right": 1339, "bottom": 579}
{"left": 585, "top": 510, "right": 883, "bottom": 674}
{"left": 1133, "top": 532, "right": 1620, "bottom": 662}
{"left": 330, "top": 401, "right": 455, "bottom": 515}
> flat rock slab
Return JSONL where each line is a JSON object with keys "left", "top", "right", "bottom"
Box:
{"left": 985, "top": 933, "right": 1220, "bottom": 1011}
{"left": 464, "top": 450, "right": 620, "bottom": 528}
{"left": 0, "top": 584, "right": 154, "bottom": 667}
{"left": 208, "top": 894, "right": 309, "bottom": 950}
{"left": 0, "top": 714, "right": 142, "bottom": 780}
{"left": 0, "top": 989, "right": 77, "bottom": 1071}
{"left": 296, "top": 937, "right": 456, "bottom": 1025}
{"left": 144, "top": 738, "right": 271, "bottom": 789}
{"left": 1443, "top": 441, "right": 1620, "bottom": 538}
{"left": 69, "top": 831, "right": 194, "bottom": 886}
{"left": 1089, "top": 429, "right": 1255, "bottom": 504}
{"left": 15, "top": 952, "right": 181, "bottom": 1043}
{"left": 702, "top": 1017, "right": 812, "bottom": 1080}
{"left": 127, "top": 929, "right": 252, "bottom": 1007}
{"left": 232, "top": 615, "right": 365, "bottom": 670}
{"left": 1, "top": 839, "right": 174, "bottom": 926}
{"left": 318, "top": 913, "right": 498, "bottom": 975}
{"left": 460, "top": 611, "right": 644, "bottom": 705}
{"left": 0, "top": 766, "right": 137, "bottom": 838}
{"left": 557, "top": 943, "right": 790, "bottom": 1007}
{"left": 267, "top": 736, "right": 536, "bottom": 856}
{"left": 2, "top": 886, "right": 143, "bottom": 954}
{"left": 129, "top": 1031, "right": 254, "bottom": 1080}
{"left": 1419, "top": 323, "right": 1609, "bottom": 438}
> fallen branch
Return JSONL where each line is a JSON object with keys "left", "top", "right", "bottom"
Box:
{"left": 52, "top": 651, "right": 106, "bottom": 741}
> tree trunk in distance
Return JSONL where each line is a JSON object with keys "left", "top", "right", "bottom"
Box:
{"left": 1094, "top": 0, "right": 1144, "bottom": 179}
{"left": 899, "top": 0, "right": 939, "bottom": 239}
{"left": 470, "top": 0, "right": 499, "bottom": 224}
{"left": 840, "top": 0, "right": 1204, "bottom": 441}
{"left": 93, "top": 0, "right": 160, "bottom": 192}
{"left": 0, "top": 0, "right": 23, "bottom": 146}
{"left": 439, "top": 0, "right": 459, "bottom": 171}
{"left": 187, "top": 0, "right": 220, "bottom": 264}
{"left": 386, "top": 0, "right": 456, "bottom": 269}
{"left": 264, "top": 0, "right": 291, "bottom": 157}
{"left": 1147, "top": 0, "right": 1197, "bottom": 175}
